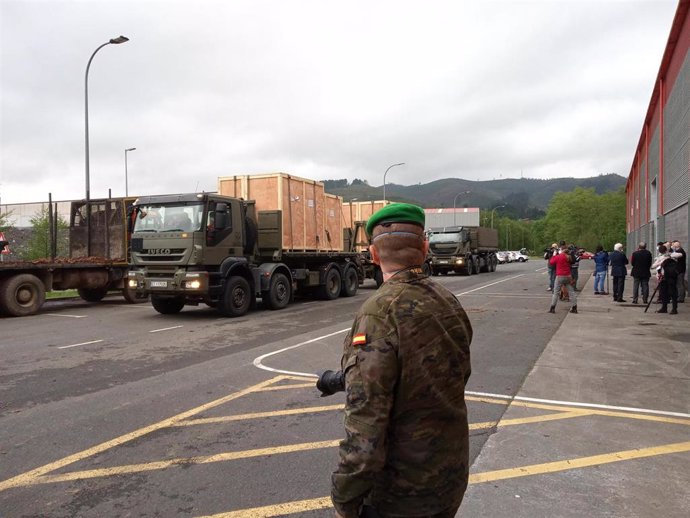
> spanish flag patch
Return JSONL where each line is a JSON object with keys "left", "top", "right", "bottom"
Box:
{"left": 352, "top": 334, "right": 367, "bottom": 347}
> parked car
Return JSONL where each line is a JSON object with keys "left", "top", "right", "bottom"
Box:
{"left": 579, "top": 249, "right": 594, "bottom": 259}
{"left": 511, "top": 250, "right": 529, "bottom": 262}
{"left": 496, "top": 251, "right": 510, "bottom": 264}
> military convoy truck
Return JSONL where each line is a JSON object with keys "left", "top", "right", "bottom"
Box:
{"left": 0, "top": 197, "right": 146, "bottom": 317}
{"left": 428, "top": 226, "right": 498, "bottom": 275}
{"left": 127, "top": 192, "right": 363, "bottom": 316}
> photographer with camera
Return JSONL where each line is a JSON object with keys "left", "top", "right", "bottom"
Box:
{"left": 326, "top": 203, "right": 473, "bottom": 518}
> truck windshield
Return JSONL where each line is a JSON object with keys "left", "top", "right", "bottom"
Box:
{"left": 133, "top": 203, "right": 204, "bottom": 232}
{"left": 428, "top": 232, "right": 462, "bottom": 244}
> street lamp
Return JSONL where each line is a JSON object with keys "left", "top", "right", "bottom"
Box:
{"left": 85, "top": 35, "right": 129, "bottom": 255}
{"left": 452, "top": 190, "right": 471, "bottom": 226}
{"left": 382, "top": 162, "right": 405, "bottom": 202}
{"left": 490, "top": 204, "right": 505, "bottom": 229}
{"left": 124, "top": 147, "right": 136, "bottom": 197}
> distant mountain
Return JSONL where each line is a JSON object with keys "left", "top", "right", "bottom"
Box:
{"left": 323, "top": 174, "right": 626, "bottom": 219}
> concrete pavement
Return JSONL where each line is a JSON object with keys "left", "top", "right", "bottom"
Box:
{"left": 460, "top": 272, "right": 690, "bottom": 517}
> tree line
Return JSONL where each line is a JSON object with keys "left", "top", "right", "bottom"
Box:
{"left": 482, "top": 187, "right": 626, "bottom": 253}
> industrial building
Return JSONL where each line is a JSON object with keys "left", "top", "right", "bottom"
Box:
{"left": 626, "top": 0, "right": 689, "bottom": 260}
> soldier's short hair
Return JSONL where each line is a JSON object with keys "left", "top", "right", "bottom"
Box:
{"left": 371, "top": 222, "right": 425, "bottom": 266}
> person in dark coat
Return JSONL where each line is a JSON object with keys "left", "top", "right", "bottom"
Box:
{"left": 609, "top": 243, "right": 629, "bottom": 302}
{"left": 630, "top": 242, "right": 653, "bottom": 304}
{"left": 672, "top": 241, "right": 686, "bottom": 303}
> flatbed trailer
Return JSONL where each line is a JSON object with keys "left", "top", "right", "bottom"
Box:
{"left": 0, "top": 197, "right": 145, "bottom": 317}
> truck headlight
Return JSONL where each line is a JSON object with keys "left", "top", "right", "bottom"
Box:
{"left": 456, "top": 259, "right": 464, "bottom": 264}
{"left": 184, "top": 280, "right": 201, "bottom": 289}
{"left": 128, "top": 279, "right": 138, "bottom": 288}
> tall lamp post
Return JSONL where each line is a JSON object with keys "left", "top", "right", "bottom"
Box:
{"left": 452, "top": 190, "right": 471, "bottom": 226}
{"left": 124, "top": 147, "right": 136, "bottom": 197}
{"left": 490, "top": 204, "right": 505, "bottom": 229}
{"left": 85, "top": 35, "right": 129, "bottom": 255}
{"left": 382, "top": 162, "right": 405, "bottom": 202}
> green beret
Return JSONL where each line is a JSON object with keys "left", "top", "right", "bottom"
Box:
{"left": 366, "top": 203, "right": 425, "bottom": 236}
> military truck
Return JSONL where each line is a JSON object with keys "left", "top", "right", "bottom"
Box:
{"left": 428, "top": 226, "right": 498, "bottom": 275}
{"left": 127, "top": 193, "right": 363, "bottom": 316}
{"left": 0, "top": 197, "right": 146, "bottom": 317}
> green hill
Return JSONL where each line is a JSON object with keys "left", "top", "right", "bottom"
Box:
{"left": 324, "top": 174, "right": 626, "bottom": 219}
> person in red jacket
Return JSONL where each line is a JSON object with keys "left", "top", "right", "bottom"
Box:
{"left": 549, "top": 242, "right": 577, "bottom": 314}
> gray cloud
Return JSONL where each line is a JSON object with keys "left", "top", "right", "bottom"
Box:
{"left": 0, "top": 0, "right": 678, "bottom": 203}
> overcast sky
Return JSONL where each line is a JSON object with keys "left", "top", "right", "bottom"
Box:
{"left": 0, "top": 0, "right": 679, "bottom": 204}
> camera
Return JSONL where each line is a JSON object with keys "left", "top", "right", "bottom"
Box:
{"left": 316, "top": 369, "right": 345, "bottom": 396}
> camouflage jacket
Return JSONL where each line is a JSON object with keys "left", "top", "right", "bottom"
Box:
{"left": 331, "top": 267, "right": 473, "bottom": 517}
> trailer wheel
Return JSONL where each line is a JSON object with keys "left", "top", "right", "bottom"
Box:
{"left": 78, "top": 287, "right": 108, "bottom": 302}
{"left": 264, "top": 272, "right": 291, "bottom": 310}
{"left": 151, "top": 296, "right": 185, "bottom": 314}
{"left": 319, "top": 268, "right": 342, "bottom": 300}
{"left": 0, "top": 274, "right": 46, "bottom": 317}
{"left": 218, "top": 276, "right": 252, "bottom": 317}
{"left": 373, "top": 267, "right": 383, "bottom": 288}
{"left": 341, "top": 267, "right": 358, "bottom": 297}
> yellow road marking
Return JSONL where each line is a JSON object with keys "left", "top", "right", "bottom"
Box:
{"left": 469, "top": 440, "right": 690, "bottom": 483}
{"left": 467, "top": 396, "right": 690, "bottom": 426}
{"left": 469, "top": 411, "right": 588, "bottom": 431}
{"left": 174, "top": 404, "right": 344, "bottom": 426}
{"left": 32, "top": 440, "right": 340, "bottom": 486}
{"left": 199, "top": 497, "right": 332, "bottom": 518}
{"left": 196, "top": 441, "right": 690, "bottom": 517}
{"left": 0, "top": 376, "right": 285, "bottom": 492}
{"left": 255, "top": 383, "right": 315, "bottom": 391}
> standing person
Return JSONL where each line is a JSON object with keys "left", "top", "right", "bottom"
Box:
{"left": 672, "top": 241, "right": 687, "bottom": 303}
{"left": 569, "top": 244, "right": 581, "bottom": 291}
{"left": 630, "top": 242, "right": 653, "bottom": 304}
{"left": 593, "top": 245, "right": 609, "bottom": 295}
{"left": 652, "top": 244, "right": 681, "bottom": 314}
{"left": 544, "top": 243, "right": 558, "bottom": 291}
{"left": 609, "top": 243, "right": 629, "bottom": 302}
{"left": 331, "top": 203, "right": 473, "bottom": 518}
{"left": 549, "top": 242, "right": 577, "bottom": 314}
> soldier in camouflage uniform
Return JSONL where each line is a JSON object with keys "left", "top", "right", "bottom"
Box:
{"left": 332, "top": 203, "right": 473, "bottom": 518}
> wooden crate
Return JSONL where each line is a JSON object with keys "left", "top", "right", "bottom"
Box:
{"left": 218, "top": 173, "right": 344, "bottom": 252}
{"left": 342, "top": 200, "right": 391, "bottom": 229}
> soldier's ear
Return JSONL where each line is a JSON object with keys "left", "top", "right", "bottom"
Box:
{"left": 422, "top": 239, "right": 429, "bottom": 256}
{"left": 370, "top": 244, "right": 381, "bottom": 265}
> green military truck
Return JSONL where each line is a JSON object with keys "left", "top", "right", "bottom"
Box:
{"left": 127, "top": 193, "right": 363, "bottom": 316}
{"left": 428, "top": 226, "right": 498, "bottom": 276}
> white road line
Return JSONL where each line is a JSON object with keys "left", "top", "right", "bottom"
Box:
{"left": 254, "top": 275, "right": 530, "bottom": 377}
{"left": 149, "top": 325, "right": 184, "bottom": 333}
{"left": 45, "top": 314, "right": 87, "bottom": 319}
{"left": 253, "top": 328, "right": 350, "bottom": 378}
{"left": 456, "top": 274, "right": 525, "bottom": 297}
{"left": 466, "top": 390, "right": 690, "bottom": 419}
{"left": 58, "top": 339, "right": 104, "bottom": 350}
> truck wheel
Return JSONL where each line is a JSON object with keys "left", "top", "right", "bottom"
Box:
{"left": 151, "top": 296, "right": 185, "bottom": 314}
{"left": 422, "top": 262, "right": 432, "bottom": 276}
{"left": 78, "top": 287, "right": 108, "bottom": 302}
{"left": 123, "top": 287, "right": 149, "bottom": 304}
{"left": 341, "top": 267, "right": 358, "bottom": 297}
{"left": 466, "top": 260, "right": 474, "bottom": 276}
{"left": 264, "top": 272, "right": 291, "bottom": 310}
{"left": 219, "top": 276, "right": 252, "bottom": 317}
{"left": 319, "top": 268, "right": 342, "bottom": 300}
{"left": 0, "top": 274, "right": 46, "bottom": 317}
{"left": 373, "top": 268, "right": 383, "bottom": 288}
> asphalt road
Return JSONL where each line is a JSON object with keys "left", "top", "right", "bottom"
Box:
{"left": 0, "top": 260, "right": 583, "bottom": 517}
